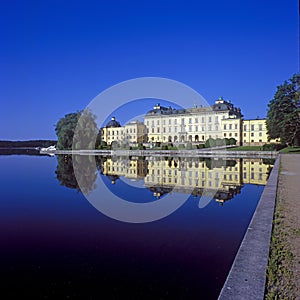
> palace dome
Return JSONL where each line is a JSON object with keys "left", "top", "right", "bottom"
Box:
{"left": 106, "top": 117, "right": 121, "bottom": 128}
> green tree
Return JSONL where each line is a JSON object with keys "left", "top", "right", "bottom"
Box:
{"left": 55, "top": 109, "right": 100, "bottom": 150}
{"left": 266, "top": 74, "right": 300, "bottom": 146}
{"left": 73, "top": 109, "right": 99, "bottom": 150}
{"left": 55, "top": 112, "right": 81, "bottom": 150}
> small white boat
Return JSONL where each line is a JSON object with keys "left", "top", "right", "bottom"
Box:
{"left": 40, "top": 145, "right": 56, "bottom": 152}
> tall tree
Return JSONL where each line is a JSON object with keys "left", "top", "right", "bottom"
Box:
{"left": 55, "top": 112, "right": 81, "bottom": 150}
{"left": 266, "top": 74, "right": 300, "bottom": 146}
{"left": 55, "top": 109, "right": 100, "bottom": 150}
{"left": 73, "top": 109, "right": 99, "bottom": 150}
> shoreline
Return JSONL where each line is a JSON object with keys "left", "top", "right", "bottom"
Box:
{"left": 41, "top": 149, "right": 278, "bottom": 158}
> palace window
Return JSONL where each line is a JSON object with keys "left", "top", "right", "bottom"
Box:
{"left": 251, "top": 125, "right": 255, "bottom": 131}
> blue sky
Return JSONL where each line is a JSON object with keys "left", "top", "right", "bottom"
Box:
{"left": 0, "top": 0, "right": 298, "bottom": 140}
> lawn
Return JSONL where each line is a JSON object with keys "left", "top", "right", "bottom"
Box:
{"left": 230, "top": 145, "right": 264, "bottom": 151}
{"left": 280, "top": 147, "right": 300, "bottom": 154}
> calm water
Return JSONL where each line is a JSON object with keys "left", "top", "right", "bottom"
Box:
{"left": 0, "top": 154, "right": 273, "bottom": 299}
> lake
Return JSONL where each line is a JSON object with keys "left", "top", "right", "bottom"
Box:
{"left": 0, "top": 153, "right": 274, "bottom": 299}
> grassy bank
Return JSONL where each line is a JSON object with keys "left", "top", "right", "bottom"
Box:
{"left": 280, "top": 147, "right": 300, "bottom": 154}
{"left": 265, "top": 164, "right": 295, "bottom": 299}
{"left": 230, "top": 145, "right": 263, "bottom": 151}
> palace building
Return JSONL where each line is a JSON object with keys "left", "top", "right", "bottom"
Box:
{"left": 144, "top": 98, "right": 243, "bottom": 144}
{"left": 101, "top": 97, "right": 270, "bottom": 146}
{"left": 101, "top": 118, "right": 147, "bottom": 145}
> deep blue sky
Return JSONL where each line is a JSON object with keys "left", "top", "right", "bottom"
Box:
{"left": 0, "top": 0, "right": 298, "bottom": 140}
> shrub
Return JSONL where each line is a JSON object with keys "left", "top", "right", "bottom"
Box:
{"left": 196, "top": 144, "right": 205, "bottom": 149}
{"left": 263, "top": 143, "right": 285, "bottom": 151}
{"left": 98, "top": 141, "right": 108, "bottom": 149}
{"left": 138, "top": 143, "right": 145, "bottom": 150}
{"left": 186, "top": 142, "right": 193, "bottom": 150}
{"left": 205, "top": 138, "right": 216, "bottom": 148}
{"left": 215, "top": 138, "right": 224, "bottom": 147}
{"left": 229, "top": 138, "right": 237, "bottom": 145}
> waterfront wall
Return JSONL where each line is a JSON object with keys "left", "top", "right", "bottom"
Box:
{"left": 218, "top": 154, "right": 281, "bottom": 300}
{"left": 50, "top": 149, "right": 278, "bottom": 158}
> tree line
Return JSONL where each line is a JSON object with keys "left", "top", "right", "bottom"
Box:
{"left": 0, "top": 140, "right": 57, "bottom": 148}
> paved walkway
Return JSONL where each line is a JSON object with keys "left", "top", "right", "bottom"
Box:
{"left": 278, "top": 154, "right": 300, "bottom": 298}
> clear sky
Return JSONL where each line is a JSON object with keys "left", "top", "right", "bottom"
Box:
{"left": 0, "top": 0, "right": 298, "bottom": 140}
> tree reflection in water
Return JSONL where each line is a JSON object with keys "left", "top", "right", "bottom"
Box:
{"left": 55, "top": 155, "right": 99, "bottom": 194}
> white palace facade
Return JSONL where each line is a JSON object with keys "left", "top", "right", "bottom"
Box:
{"left": 101, "top": 97, "right": 271, "bottom": 146}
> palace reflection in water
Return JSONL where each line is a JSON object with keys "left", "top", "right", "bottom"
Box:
{"left": 56, "top": 155, "right": 274, "bottom": 205}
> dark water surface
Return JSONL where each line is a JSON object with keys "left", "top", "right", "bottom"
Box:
{"left": 0, "top": 154, "right": 272, "bottom": 299}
